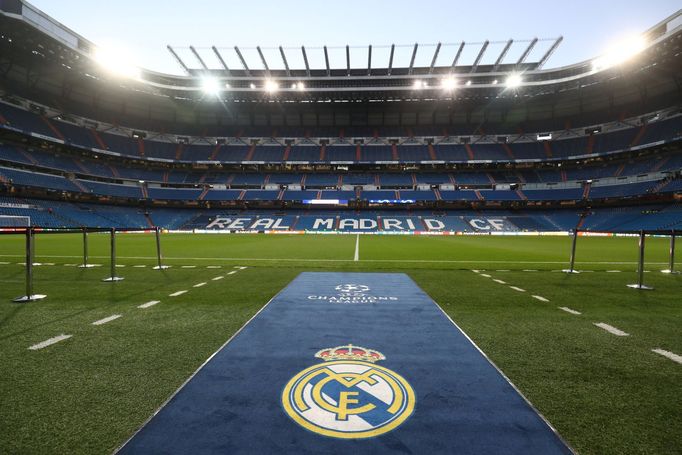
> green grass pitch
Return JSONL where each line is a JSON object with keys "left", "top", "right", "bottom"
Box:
{"left": 0, "top": 233, "right": 680, "bottom": 454}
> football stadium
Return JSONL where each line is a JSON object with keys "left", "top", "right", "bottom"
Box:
{"left": 1, "top": 1, "right": 681, "bottom": 453}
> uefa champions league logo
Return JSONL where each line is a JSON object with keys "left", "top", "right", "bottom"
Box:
{"left": 335, "top": 284, "right": 370, "bottom": 296}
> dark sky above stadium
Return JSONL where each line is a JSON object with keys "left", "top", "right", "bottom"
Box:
{"left": 28, "top": 0, "right": 681, "bottom": 74}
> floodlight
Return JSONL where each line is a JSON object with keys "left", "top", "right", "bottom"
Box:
{"left": 93, "top": 46, "right": 141, "bottom": 79}
{"left": 201, "top": 77, "right": 220, "bottom": 96}
{"left": 264, "top": 80, "right": 279, "bottom": 93}
{"left": 225, "top": 83, "right": 231, "bottom": 89}
{"left": 465, "top": 80, "right": 472, "bottom": 86}
{"left": 505, "top": 73, "right": 522, "bottom": 88}
{"left": 592, "top": 34, "right": 647, "bottom": 71}
{"left": 297, "top": 82, "right": 306, "bottom": 91}
{"left": 413, "top": 80, "right": 424, "bottom": 90}
{"left": 250, "top": 83, "right": 256, "bottom": 89}
{"left": 441, "top": 77, "right": 457, "bottom": 91}
{"left": 492, "top": 79, "right": 498, "bottom": 85}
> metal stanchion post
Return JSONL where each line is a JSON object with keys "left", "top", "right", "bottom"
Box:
{"left": 153, "top": 226, "right": 170, "bottom": 270}
{"left": 102, "top": 228, "right": 124, "bottom": 282}
{"left": 661, "top": 230, "right": 678, "bottom": 274}
{"left": 562, "top": 229, "right": 580, "bottom": 274}
{"left": 79, "top": 227, "right": 96, "bottom": 268}
{"left": 13, "top": 227, "right": 46, "bottom": 302}
{"left": 628, "top": 230, "right": 653, "bottom": 290}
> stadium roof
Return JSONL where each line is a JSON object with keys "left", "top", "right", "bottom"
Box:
{"left": 0, "top": 1, "right": 680, "bottom": 133}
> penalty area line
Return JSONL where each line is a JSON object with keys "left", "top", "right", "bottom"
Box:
{"left": 138, "top": 300, "right": 160, "bottom": 309}
{"left": 594, "top": 322, "right": 629, "bottom": 337}
{"left": 92, "top": 314, "right": 122, "bottom": 326}
{"left": 28, "top": 334, "right": 72, "bottom": 350}
{"left": 354, "top": 234, "right": 359, "bottom": 262}
{"left": 652, "top": 349, "right": 682, "bottom": 365}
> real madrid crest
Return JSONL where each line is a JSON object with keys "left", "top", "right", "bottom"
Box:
{"left": 282, "top": 344, "right": 415, "bottom": 439}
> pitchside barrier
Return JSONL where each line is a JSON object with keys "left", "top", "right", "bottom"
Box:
{"left": 0, "top": 226, "right": 169, "bottom": 302}
{"left": 563, "top": 228, "right": 679, "bottom": 290}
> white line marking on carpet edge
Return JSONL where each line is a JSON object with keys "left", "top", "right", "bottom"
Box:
{"left": 193, "top": 282, "right": 207, "bottom": 288}
{"left": 480, "top": 273, "right": 491, "bottom": 278}
{"left": 138, "top": 300, "right": 160, "bottom": 309}
{"left": 227, "top": 271, "right": 237, "bottom": 275}
{"left": 559, "top": 307, "right": 581, "bottom": 315}
{"left": 532, "top": 295, "right": 549, "bottom": 302}
{"left": 169, "top": 290, "right": 188, "bottom": 297}
{"left": 212, "top": 276, "right": 224, "bottom": 281}
{"left": 28, "top": 334, "right": 72, "bottom": 350}
{"left": 509, "top": 286, "right": 526, "bottom": 292}
{"left": 594, "top": 322, "right": 629, "bottom": 336}
{"left": 92, "top": 314, "right": 122, "bottom": 326}
{"left": 493, "top": 279, "right": 507, "bottom": 284}
{"left": 354, "top": 234, "right": 360, "bottom": 262}
{"left": 652, "top": 349, "right": 682, "bottom": 365}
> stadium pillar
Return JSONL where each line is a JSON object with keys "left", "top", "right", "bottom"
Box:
{"left": 13, "top": 227, "right": 46, "bottom": 302}
{"left": 627, "top": 230, "right": 653, "bottom": 290}
{"left": 153, "top": 226, "right": 170, "bottom": 270}
{"left": 102, "top": 228, "right": 124, "bottom": 282}
{"left": 562, "top": 229, "right": 580, "bottom": 273}
{"left": 661, "top": 230, "right": 679, "bottom": 274}
{"left": 79, "top": 228, "right": 96, "bottom": 268}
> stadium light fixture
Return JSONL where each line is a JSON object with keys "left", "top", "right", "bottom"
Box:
{"left": 413, "top": 80, "right": 425, "bottom": 90}
{"left": 93, "top": 46, "right": 141, "bottom": 79}
{"left": 201, "top": 77, "right": 221, "bottom": 96}
{"left": 250, "top": 83, "right": 256, "bottom": 89}
{"left": 465, "top": 80, "right": 472, "bottom": 86}
{"left": 592, "top": 34, "right": 647, "bottom": 71}
{"left": 492, "top": 79, "right": 499, "bottom": 85}
{"left": 297, "top": 82, "right": 306, "bottom": 91}
{"left": 505, "top": 73, "right": 522, "bottom": 88}
{"left": 264, "top": 79, "right": 279, "bottom": 93}
{"left": 441, "top": 77, "right": 457, "bottom": 91}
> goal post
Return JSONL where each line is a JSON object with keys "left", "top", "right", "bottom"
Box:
{"left": 0, "top": 215, "right": 31, "bottom": 230}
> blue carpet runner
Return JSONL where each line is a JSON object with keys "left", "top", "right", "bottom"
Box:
{"left": 118, "top": 272, "right": 572, "bottom": 454}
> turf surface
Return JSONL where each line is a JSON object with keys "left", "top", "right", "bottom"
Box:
{"left": 0, "top": 233, "right": 680, "bottom": 454}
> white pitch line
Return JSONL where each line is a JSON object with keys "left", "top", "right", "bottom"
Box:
{"left": 354, "top": 234, "right": 360, "bottom": 262}
{"left": 227, "top": 271, "right": 237, "bottom": 275}
{"left": 522, "top": 269, "right": 538, "bottom": 272}
{"left": 193, "top": 282, "right": 207, "bottom": 288}
{"left": 181, "top": 265, "right": 196, "bottom": 269}
{"left": 138, "top": 300, "right": 160, "bottom": 309}
{"left": 652, "top": 349, "right": 682, "bottom": 365}
{"left": 0, "top": 261, "right": 9, "bottom": 264}
{"left": 594, "top": 322, "right": 629, "bottom": 337}
{"left": 0, "top": 253, "right": 670, "bottom": 265}
{"left": 116, "top": 264, "right": 126, "bottom": 268}
{"left": 496, "top": 269, "right": 510, "bottom": 272}
{"left": 212, "top": 276, "right": 224, "bottom": 281}
{"left": 207, "top": 265, "right": 221, "bottom": 269}
{"left": 493, "top": 279, "right": 507, "bottom": 284}
{"left": 559, "top": 306, "right": 581, "bottom": 315}
{"left": 606, "top": 270, "right": 621, "bottom": 273}
{"left": 509, "top": 286, "right": 526, "bottom": 292}
{"left": 64, "top": 263, "right": 76, "bottom": 267}
{"left": 471, "top": 270, "right": 480, "bottom": 273}
{"left": 169, "top": 290, "right": 188, "bottom": 297}
{"left": 28, "top": 334, "right": 72, "bottom": 350}
{"left": 92, "top": 314, "right": 122, "bottom": 326}
{"left": 480, "top": 273, "right": 491, "bottom": 278}
{"left": 133, "top": 265, "right": 147, "bottom": 268}
{"left": 532, "top": 295, "right": 549, "bottom": 302}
